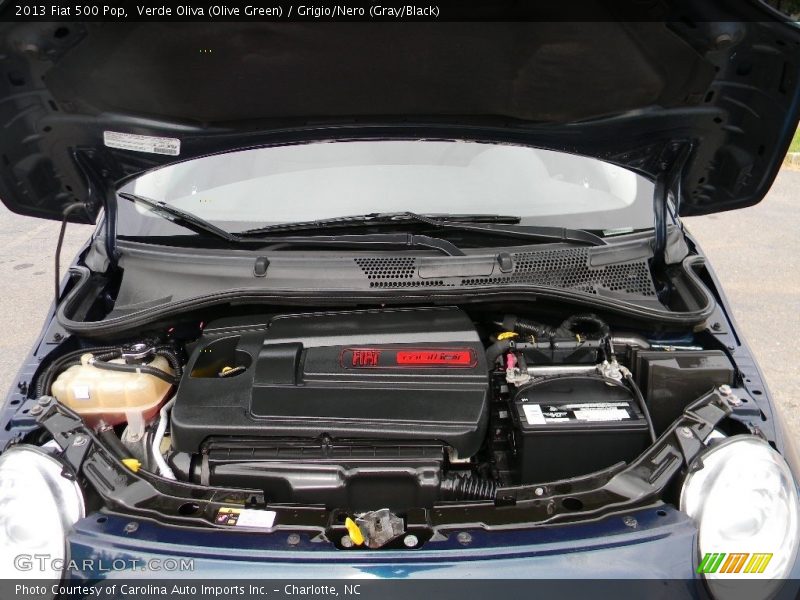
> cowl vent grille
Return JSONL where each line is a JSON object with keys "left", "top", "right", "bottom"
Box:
{"left": 370, "top": 279, "right": 446, "bottom": 289}
{"left": 354, "top": 247, "right": 657, "bottom": 299}
{"left": 462, "top": 248, "right": 656, "bottom": 296}
{"left": 355, "top": 257, "right": 416, "bottom": 280}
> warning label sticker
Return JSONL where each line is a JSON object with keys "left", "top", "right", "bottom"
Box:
{"left": 522, "top": 404, "right": 546, "bottom": 425}
{"left": 72, "top": 385, "right": 90, "bottom": 400}
{"left": 215, "top": 507, "right": 276, "bottom": 529}
{"left": 103, "top": 131, "right": 181, "bottom": 156}
{"left": 521, "top": 401, "right": 634, "bottom": 424}
{"left": 572, "top": 407, "right": 630, "bottom": 422}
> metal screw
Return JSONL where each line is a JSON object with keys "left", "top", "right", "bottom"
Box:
{"left": 623, "top": 516, "right": 638, "bottom": 528}
{"left": 534, "top": 487, "right": 545, "bottom": 497}
{"left": 403, "top": 534, "right": 419, "bottom": 548}
{"left": 679, "top": 427, "right": 693, "bottom": 439}
{"left": 456, "top": 532, "right": 472, "bottom": 545}
{"left": 29, "top": 405, "right": 43, "bottom": 416}
{"left": 711, "top": 322, "right": 722, "bottom": 331}
{"left": 718, "top": 385, "right": 732, "bottom": 396}
{"left": 287, "top": 533, "right": 301, "bottom": 546}
{"left": 37, "top": 396, "right": 52, "bottom": 406}
{"left": 123, "top": 522, "right": 139, "bottom": 534}
{"left": 73, "top": 434, "right": 88, "bottom": 447}
{"left": 727, "top": 394, "right": 742, "bottom": 407}
{"left": 340, "top": 535, "right": 354, "bottom": 548}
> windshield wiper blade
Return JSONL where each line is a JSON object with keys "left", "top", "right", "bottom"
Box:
{"left": 259, "top": 233, "right": 465, "bottom": 256}
{"left": 118, "top": 192, "right": 238, "bottom": 244}
{"left": 117, "top": 194, "right": 464, "bottom": 256}
{"left": 236, "top": 212, "right": 521, "bottom": 235}
{"left": 118, "top": 194, "right": 598, "bottom": 253}
{"left": 397, "top": 212, "right": 606, "bottom": 246}
{"left": 438, "top": 222, "right": 606, "bottom": 246}
{"left": 237, "top": 211, "right": 605, "bottom": 246}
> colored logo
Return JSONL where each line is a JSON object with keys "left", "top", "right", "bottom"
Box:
{"left": 351, "top": 349, "right": 381, "bottom": 367}
{"left": 697, "top": 552, "right": 773, "bottom": 574}
{"left": 396, "top": 350, "right": 474, "bottom": 366}
{"left": 341, "top": 348, "right": 477, "bottom": 368}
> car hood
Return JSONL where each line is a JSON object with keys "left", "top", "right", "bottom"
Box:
{"left": 1, "top": 5, "right": 799, "bottom": 224}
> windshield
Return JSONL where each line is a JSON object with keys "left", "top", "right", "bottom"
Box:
{"left": 117, "top": 141, "right": 654, "bottom": 238}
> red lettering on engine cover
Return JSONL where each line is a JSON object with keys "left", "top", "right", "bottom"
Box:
{"left": 396, "top": 350, "right": 475, "bottom": 366}
{"left": 351, "top": 349, "right": 381, "bottom": 367}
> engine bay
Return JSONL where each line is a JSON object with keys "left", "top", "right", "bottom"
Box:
{"left": 27, "top": 303, "right": 742, "bottom": 537}
{"left": 172, "top": 308, "right": 489, "bottom": 458}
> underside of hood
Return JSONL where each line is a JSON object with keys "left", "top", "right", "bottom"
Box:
{"left": 1, "top": 3, "right": 799, "bottom": 223}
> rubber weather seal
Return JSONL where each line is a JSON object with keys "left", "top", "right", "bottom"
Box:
{"left": 55, "top": 255, "right": 717, "bottom": 339}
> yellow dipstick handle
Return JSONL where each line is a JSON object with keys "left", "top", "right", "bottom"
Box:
{"left": 122, "top": 458, "right": 142, "bottom": 473}
{"left": 497, "top": 331, "right": 518, "bottom": 340}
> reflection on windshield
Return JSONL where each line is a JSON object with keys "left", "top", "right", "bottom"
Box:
{"left": 118, "top": 141, "right": 653, "bottom": 236}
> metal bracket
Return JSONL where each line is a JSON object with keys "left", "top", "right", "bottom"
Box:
{"left": 35, "top": 388, "right": 731, "bottom": 535}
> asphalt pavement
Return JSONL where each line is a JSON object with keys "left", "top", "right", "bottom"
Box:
{"left": 0, "top": 171, "right": 798, "bottom": 440}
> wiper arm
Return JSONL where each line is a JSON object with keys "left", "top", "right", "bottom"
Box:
{"left": 118, "top": 192, "right": 238, "bottom": 244}
{"left": 259, "top": 233, "right": 465, "bottom": 256}
{"left": 237, "top": 212, "right": 520, "bottom": 235}
{"left": 237, "top": 211, "right": 605, "bottom": 246}
{"left": 401, "top": 212, "right": 606, "bottom": 246}
{"left": 117, "top": 194, "right": 463, "bottom": 256}
{"left": 437, "top": 221, "right": 606, "bottom": 246}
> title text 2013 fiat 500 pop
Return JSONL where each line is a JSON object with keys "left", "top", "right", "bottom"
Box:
{"left": 1, "top": 4, "right": 800, "bottom": 598}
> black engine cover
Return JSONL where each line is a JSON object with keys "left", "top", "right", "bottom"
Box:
{"left": 171, "top": 308, "right": 489, "bottom": 456}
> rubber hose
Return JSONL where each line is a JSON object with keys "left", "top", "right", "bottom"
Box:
{"left": 37, "top": 360, "right": 80, "bottom": 397}
{"left": 98, "top": 428, "right": 132, "bottom": 460}
{"left": 492, "top": 318, "right": 557, "bottom": 339}
{"left": 34, "top": 345, "right": 120, "bottom": 397}
{"left": 439, "top": 475, "right": 497, "bottom": 501}
{"left": 90, "top": 359, "right": 178, "bottom": 385}
{"left": 152, "top": 397, "right": 177, "bottom": 480}
{"left": 154, "top": 347, "right": 183, "bottom": 379}
{"left": 625, "top": 373, "right": 657, "bottom": 444}
{"left": 558, "top": 313, "right": 610, "bottom": 338}
{"left": 36, "top": 348, "right": 95, "bottom": 396}
{"left": 485, "top": 339, "right": 512, "bottom": 366}
{"left": 40, "top": 350, "right": 121, "bottom": 398}
{"left": 515, "top": 318, "right": 559, "bottom": 338}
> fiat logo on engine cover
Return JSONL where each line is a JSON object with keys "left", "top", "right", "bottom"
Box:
{"left": 351, "top": 349, "right": 381, "bottom": 367}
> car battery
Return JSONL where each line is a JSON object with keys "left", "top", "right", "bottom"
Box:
{"left": 511, "top": 376, "right": 651, "bottom": 483}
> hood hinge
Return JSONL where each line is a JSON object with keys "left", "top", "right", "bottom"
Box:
{"left": 652, "top": 143, "right": 692, "bottom": 268}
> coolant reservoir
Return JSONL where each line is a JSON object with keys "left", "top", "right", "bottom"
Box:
{"left": 51, "top": 353, "right": 174, "bottom": 434}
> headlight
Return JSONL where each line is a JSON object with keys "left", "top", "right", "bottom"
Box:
{"left": 0, "top": 445, "right": 85, "bottom": 578}
{"left": 681, "top": 435, "right": 800, "bottom": 598}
